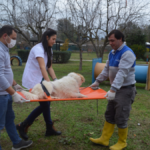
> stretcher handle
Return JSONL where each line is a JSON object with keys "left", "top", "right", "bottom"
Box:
{"left": 24, "top": 100, "right": 30, "bottom": 103}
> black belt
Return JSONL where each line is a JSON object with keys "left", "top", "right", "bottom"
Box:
{"left": 121, "top": 84, "right": 135, "bottom": 89}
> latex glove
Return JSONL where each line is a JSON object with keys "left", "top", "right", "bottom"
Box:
{"left": 12, "top": 92, "right": 27, "bottom": 103}
{"left": 104, "top": 90, "right": 116, "bottom": 100}
{"left": 89, "top": 81, "right": 99, "bottom": 87}
{"left": 13, "top": 84, "right": 25, "bottom": 91}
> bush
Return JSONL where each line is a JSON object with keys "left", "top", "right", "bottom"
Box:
{"left": 9, "top": 46, "right": 18, "bottom": 56}
{"left": 130, "top": 44, "right": 146, "bottom": 60}
{"left": 53, "top": 51, "right": 71, "bottom": 63}
{"left": 60, "top": 39, "right": 69, "bottom": 51}
{"left": 17, "top": 50, "right": 30, "bottom": 62}
{"left": 143, "top": 52, "right": 150, "bottom": 61}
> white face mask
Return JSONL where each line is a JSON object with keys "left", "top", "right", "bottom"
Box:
{"left": 6, "top": 36, "right": 16, "bottom": 48}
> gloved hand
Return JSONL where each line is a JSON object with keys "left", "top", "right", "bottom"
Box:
{"left": 104, "top": 90, "right": 116, "bottom": 100}
{"left": 12, "top": 92, "right": 27, "bottom": 103}
{"left": 13, "top": 84, "right": 25, "bottom": 91}
{"left": 89, "top": 81, "right": 100, "bottom": 87}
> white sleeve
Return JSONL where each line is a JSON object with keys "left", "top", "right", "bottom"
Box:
{"left": 33, "top": 46, "right": 45, "bottom": 58}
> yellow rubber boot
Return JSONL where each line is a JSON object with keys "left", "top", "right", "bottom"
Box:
{"left": 109, "top": 127, "right": 128, "bottom": 150}
{"left": 89, "top": 121, "right": 115, "bottom": 146}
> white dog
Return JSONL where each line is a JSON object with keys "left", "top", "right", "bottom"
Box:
{"left": 21, "top": 72, "right": 86, "bottom": 100}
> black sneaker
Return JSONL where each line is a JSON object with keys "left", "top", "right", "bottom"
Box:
{"left": 12, "top": 140, "right": 33, "bottom": 150}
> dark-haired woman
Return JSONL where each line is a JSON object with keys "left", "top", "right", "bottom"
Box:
{"left": 16, "top": 29, "right": 61, "bottom": 140}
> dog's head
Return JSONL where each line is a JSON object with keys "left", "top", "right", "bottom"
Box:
{"left": 76, "top": 73, "right": 85, "bottom": 83}
{"left": 42, "top": 80, "right": 53, "bottom": 95}
{"left": 68, "top": 72, "right": 85, "bottom": 86}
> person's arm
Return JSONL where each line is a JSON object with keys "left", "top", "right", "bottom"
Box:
{"left": 36, "top": 57, "right": 50, "bottom": 81}
{"left": 6, "top": 86, "right": 27, "bottom": 103}
{"left": 12, "top": 80, "right": 17, "bottom": 86}
{"left": 0, "top": 52, "right": 26, "bottom": 103}
{"left": 0, "top": 52, "right": 15, "bottom": 95}
{"left": 96, "top": 59, "right": 109, "bottom": 83}
{"left": 12, "top": 80, "right": 25, "bottom": 91}
{"left": 6, "top": 86, "right": 16, "bottom": 95}
{"left": 47, "top": 62, "right": 57, "bottom": 80}
{"left": 90, "top": 54, "right": 110, "bottom": 87}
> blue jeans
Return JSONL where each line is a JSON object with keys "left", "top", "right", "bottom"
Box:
{"left": 0, "top": 94, "right": 21, "bottom": 150}
{"left": 26, "top": 101, "right": 53, "bottom": 125}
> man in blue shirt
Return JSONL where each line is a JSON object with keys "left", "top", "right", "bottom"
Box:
{"left": 0, "top": 25, "right": 32, "bottom": 150}
{"left": 89, "top": 30, "right": 136, "bottom": 150}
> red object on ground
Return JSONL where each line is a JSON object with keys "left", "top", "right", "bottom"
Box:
{"left": 17, "top": 87, "right": 107, "bottom": 102}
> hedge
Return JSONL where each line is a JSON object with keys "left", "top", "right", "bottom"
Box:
{"left": 17, "top": 50, "right": 30, "bottom": 62}
{"left": 130, "top": 44, "right": 146, "bottom": 61}
{"left": 53, "top": 51, "right": 71, "bottom": 63}
{"left": 17, "top": 50, "right": 71, "bottom": 63}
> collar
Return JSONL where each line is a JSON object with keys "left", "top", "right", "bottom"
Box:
{"left": 0, "top": 41, "right": 9, "bottom": 52}
{"left": 41, "top": 82, "right": 50, "bottom": 96}
{"left": 112, "top": 43, "right": 125, "bottom": 54}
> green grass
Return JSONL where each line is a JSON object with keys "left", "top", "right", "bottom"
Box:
{"left": 70, "top": 52, "right": 147, "bottom": 64}
{"left": 1, "top": 52, "right": 150, "bottom": 150}
{"left": 70, "top": 52, "right": 98, "bottom": 60}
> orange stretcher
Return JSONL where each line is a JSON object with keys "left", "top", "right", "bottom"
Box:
{"left": 17, "top": 87, "right": 107, "bottom": 102}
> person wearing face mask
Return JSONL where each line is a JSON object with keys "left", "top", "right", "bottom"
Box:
{"left": 16, "top": 29, "right": 61, "bottom": 141}
{"left": 0, "top": 25, "right": 33, "bottom": 150}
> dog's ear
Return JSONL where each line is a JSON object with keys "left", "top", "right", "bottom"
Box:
{"left": 80, "top": 75, "right": 85, "bottom": 83}
{"left": 76, "top": 73, "right": 85, "bottom": 83}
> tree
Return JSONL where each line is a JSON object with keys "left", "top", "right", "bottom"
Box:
{"left": 142, "top": 25, "right": 150, "bottom": 43}
{"left": 57, "top": 0, "right": 102, "bottom": 70}
{"left": 57, "top": 18, "right": 76, "bottom": 41}
{"left": 119, "top": 21, "right": 146, "bottom": 47}
{"left": 130, "top": 44, "right": 146, "bottom": 60}
{"left": 58, "top": 0, "right": 150, "bottom": 68}
{"left": 89, "top": 0, "right": 150, "bottom": 60}
{"left": 60, "top": 39, "right": 69, "bottom": 51}
{"left": 0, "top": 0, "right": 58, "bottom": 45}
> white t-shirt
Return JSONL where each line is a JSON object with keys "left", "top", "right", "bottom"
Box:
{"left": 22, "top": 43, "right": 53, "bottom": 89}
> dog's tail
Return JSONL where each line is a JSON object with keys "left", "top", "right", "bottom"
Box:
{"left": 21, "top": 90, "right": 39, "bottom": 100}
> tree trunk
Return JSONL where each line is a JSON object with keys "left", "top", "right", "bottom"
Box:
{"left": 99, "top": 38, "right": 108, "bottom": 61}
{"left": 79, "top": 47, "right": 82, "bottom": 70}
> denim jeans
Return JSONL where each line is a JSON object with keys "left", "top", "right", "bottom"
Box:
{"left": 0, "top": 94, "right": 21, "bottom": 150}
{"left": 26, "top": 101, "right": 53, "bottom": 125}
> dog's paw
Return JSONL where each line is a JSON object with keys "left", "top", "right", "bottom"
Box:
{"left": 77, "top": 93, "right": 87, "bottom": 98}
{"left": 21, "top": 91, "right": 39, "bottom": 100}
{"left": 50, "top": 96, "right": 59, "bottom": 99}
{"left": 80, "top": 94, "right": 87, "bottom": 98}
{"left": 82, "top": 95, "right": 88, "bottom": 98}
{"left": 28, "top": 94, "right": 39, "bottom": 100}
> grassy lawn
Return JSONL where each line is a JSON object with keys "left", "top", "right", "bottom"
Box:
{"left": 70, "top": 52, "right": 98, "bottom": 60}
{"left": 1, "top": 52, "right": 150, "bottom": 150}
